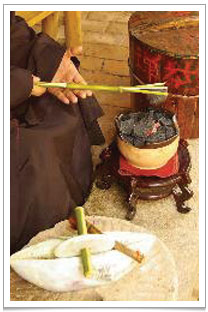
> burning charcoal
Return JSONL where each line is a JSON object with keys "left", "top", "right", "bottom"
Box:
{"left": 143, "top": 117, "right": 154, "bottom": 127}
{"left": 147, "top": 109, "right": 154, "bottom": 120}
{"left": 136, "top": 111, "right": 146, "bottom": 122}
{"left": 133, "top": 136, "right": 146, "bottom": 147}
{"left": 156, "top": 127, "right": 167, "bottom": 142}
{"left": 145, "top": 107, "right": 155, "bottom": 114}
{"left": 164, "top": 111, "right": 173, "bottom": 119}
{"left": 153, "top": 110, "right": 164, "bottom": 121}
{"left": 117, "top": 108, "right": 176, "bottom": 147}
{"left": 153, "top": 121, "right": 161, "bottom": 132}
{"left": 158, "top": 116, "right": 173, "bottom": 126}
{"left": 147, "top": 127, "right": 167, "bottom": 143}
{"left": 129, "top": 113, "right": 138, "bottom": 121}
{"left": 122, "top": 134, "right": 134, "bottom": 145}
{"left": 120, "top": 114, "right": 131, "bottom": 122}
{"left": 141, "top": 109, "right": 155, "bottom": 121}
{"left": 142, "top": 121, "right": 156, "bottom": 136}
{"left": 133, "top": 124, "right": 145, "bottom": 137}
{"left": 136, "top": 118, "right": 155, "bottom": 136}
{"left": 120, "top": 119, "right": 134, "bottom": 135}
{"left": 165, "top": 126, "right": 176, "bottom": 139}
{"left": 145, "top": 135, "right": 156, "bottom": 143}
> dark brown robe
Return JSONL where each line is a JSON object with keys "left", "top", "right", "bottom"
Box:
{"left": 10, "top": 12, "right": 104, "bottom": 254}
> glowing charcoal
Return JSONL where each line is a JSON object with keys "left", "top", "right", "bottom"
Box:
{"left": 117, "top": 108, "right": 177, "bottom": 147}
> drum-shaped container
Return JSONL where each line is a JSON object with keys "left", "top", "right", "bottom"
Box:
{"left": 128, "top": 11, "right": 199, "bottom": 139}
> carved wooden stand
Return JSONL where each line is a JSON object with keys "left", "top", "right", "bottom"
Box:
{"left": 95, "top": 139, "right": 193, "bottom": 220}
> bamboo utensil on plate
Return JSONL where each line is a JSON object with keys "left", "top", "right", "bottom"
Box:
{"left": 69, "top": 217, "right": 144, "bottom": 264}
{"left": 74, "top": 207, "right": 93, "bottom": 278}
{"left": 86, "top": 220, "right": 144, "bottom": 263}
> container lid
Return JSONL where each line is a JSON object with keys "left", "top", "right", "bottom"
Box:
{"left": 129, "top": 11, "right": 199, "bottom": 58}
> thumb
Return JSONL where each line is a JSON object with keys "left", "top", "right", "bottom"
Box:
{"left": 32, "top": 75, "right": 41, "bottom": 84}
{"left": 68, "top": 46, "right": 83, "bottom": 56}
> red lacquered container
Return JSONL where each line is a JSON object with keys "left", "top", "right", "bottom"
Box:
{"left": 128, "top": 11, "right": 199, "bottom": 139}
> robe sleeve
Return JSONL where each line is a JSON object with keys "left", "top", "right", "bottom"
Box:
{"left": 28, "top": 33, "right": 65, "bottom": 82}
{"left": 10, "top": 66, "right": 33, "bottom": 109}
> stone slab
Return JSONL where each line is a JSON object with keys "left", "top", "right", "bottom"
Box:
{"left": 10, "top": 217, "right": 178, "bottom": 301}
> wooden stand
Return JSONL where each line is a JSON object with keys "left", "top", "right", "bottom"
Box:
{"left": 95, "top": 139, "right": 193, "bottom": 220}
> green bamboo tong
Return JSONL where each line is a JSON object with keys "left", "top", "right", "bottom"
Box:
{"left": 37, "top": 81, "right": 168, "bottom": 96}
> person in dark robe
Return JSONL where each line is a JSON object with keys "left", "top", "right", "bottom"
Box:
{"left": 10, "top": 12, "right": 105, "bottom": 254}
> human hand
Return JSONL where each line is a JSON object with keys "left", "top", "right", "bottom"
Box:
{"left": 48, "top": 51, "right": 92, "bottom": 105}
{"left": 67, "top": 46, "right": 83, "bottom": 56}
{"left": 31, "top": 76, "right": 46, "bottom": 97}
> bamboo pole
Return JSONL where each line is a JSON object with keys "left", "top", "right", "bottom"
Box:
{"left": 75, "top": 207, "right": 92, "bottom": 278}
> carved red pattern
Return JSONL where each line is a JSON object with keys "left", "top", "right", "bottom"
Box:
{"left": 135, "top": 46, "right": 161, "bottom": 82}
{"left": 134, "top": 45, "right": 198, "bottom": 94}
{"left": 163, "top": 59, "right": 199, "bottom": 90}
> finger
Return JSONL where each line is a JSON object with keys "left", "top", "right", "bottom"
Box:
{"left": 73, "top": 90, "right": 87, "bottom": 99}
{"left": 70, "top": 46, "right": 83, "bottom": 56}
{"left": 64, "top": 90, "right": 78, "bottom": 104}
{"left": 65, "top": 49, "right": 72, "bottom": 58}
{"left": 74, "top": 73, "right": 92, "bottom": 97}
{"left": 31, "top": 86, "right": 46, "bottom": 97}
{"left": 37, "top": 86, "right": 46, "bottom": 96}
{"left": 74, "top": 72, "right": 87, "bottom": 85}
{"left": 32, "top": 76, "right": 41, "bottom": 84}
{"left": 86, "top": 90, "right": 93, "bottom": 97}
{"left": 49, "top": 88, "right": 70, "bottom": 105}
{"left": 74, "top": 88, "right": 92, "bottom": 98}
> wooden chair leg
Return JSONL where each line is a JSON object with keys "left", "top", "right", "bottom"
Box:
{"left": 42, "top": 12, "right": 60, "bottom": 41}
{"left": 64, "top": 11, "right": 82, "bottom": 54}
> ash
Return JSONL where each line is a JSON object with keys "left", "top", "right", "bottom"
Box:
{"left": 118, "top": 108, "right": 177, "bottom": 147}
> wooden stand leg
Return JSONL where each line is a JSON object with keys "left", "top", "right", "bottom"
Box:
{"left": 172, "top": 182, "right": 193, "bottom": 213}
{"left": 126, "top": 178, "right": 138, "bottom": 221}
{"left": 95, "top": 144, "right": 116, "bottom": 190}
{"left": 95, "top": 167, "right": 113, "bottom": 190}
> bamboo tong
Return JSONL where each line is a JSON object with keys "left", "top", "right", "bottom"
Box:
{"left": 37, "top": 81, "right": 168, "bottom": 96}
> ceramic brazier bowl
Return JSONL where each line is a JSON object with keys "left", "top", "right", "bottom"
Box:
{"left": 115, "top": 109, "right": 180, "bottom": 170}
